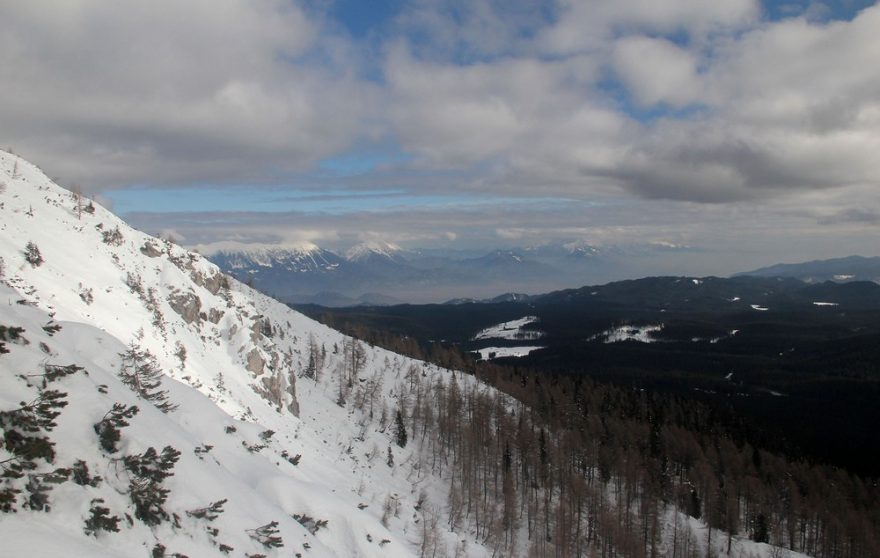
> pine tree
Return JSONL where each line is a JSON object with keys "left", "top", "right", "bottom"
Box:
{"left": 93, "top": 403, "right": 139, "bottom": 453}
{"left": 123, "top": 446, "right": 181, "bottom": 525}
{"left": 246, "top": 521, "right": 284, "bottom": 549}
{"left": 118, "top": 343, "right": 177, "bottom": 413}
{"left": 394, "top": 409, "right": 407, "bottom": 448}
{"left": 84, "top": 498, "right": 120, "bottom": 536}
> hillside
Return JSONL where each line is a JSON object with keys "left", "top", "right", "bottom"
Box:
{"left": 0, "top": 151, "right": 494, "bottom": 556}
{"left": 736, "top": 255, "right": 880, "bottom": 283}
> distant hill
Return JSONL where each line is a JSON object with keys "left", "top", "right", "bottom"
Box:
{"left": 736, "top": 255, "right": 880, "bottom": 283}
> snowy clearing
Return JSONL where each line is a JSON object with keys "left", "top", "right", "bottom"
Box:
{"left": 472, "top": 316, "right": 543, "bottom": 341}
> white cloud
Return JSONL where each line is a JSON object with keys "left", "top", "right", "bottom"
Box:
{"left": 0, "top": 0, "right": 374, "bottom": 188}
{"left": 612, "top": 37, "right": 701, "bottom": 108}
{"left": 539, "top": 0, "right": 759, "bottom": 54}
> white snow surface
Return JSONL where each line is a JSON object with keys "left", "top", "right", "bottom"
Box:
{"left": 473, "top": 346, "right": 545, "bottom": 360}
{"left": 590, "top": 324, "right": 663, "bottom": 343}
{"left": 812, "top": 301, "right": 839, "bottom": 307}
{"left": 345, "top": 241, "right": 402, "bottom": 262}
{"left": 0, "top": 152, "right": 491, "bottom": 557}
{"left": 472, "top": 316, "right": 543, "bottom": 341}
{"left": 750, "top": 304, "right": 769, "bottom": 311}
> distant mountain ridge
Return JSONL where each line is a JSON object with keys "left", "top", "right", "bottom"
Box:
{"left": 736, "top": 255, "right": 880, "bottom": 283}
{"left": 207, "top": 241, "right": 636, "bottom": 305}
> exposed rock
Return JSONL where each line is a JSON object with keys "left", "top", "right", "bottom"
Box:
{"left": 140, "top": 241, "right": 162, "bottom": 258}
{"left": 250, "top": 317, "right": 269, "bottom": 343}
{"left": 190, "top": 269, "right": 225, "bottom": 295}
{"left": 207, "top": 307, "right": 224, "bottom": 324}
{"left": 203, "top": 273, "right": 225, "bottom": 295}
{"left": 246, "top": 348, "right": 265, "bottom": 376}
{"left": 168, "top": 290, "right": 202, "bottom": 324}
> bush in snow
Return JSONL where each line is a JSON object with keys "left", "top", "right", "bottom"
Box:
{"left": 24, "top": 241, "right": 43, "bottom": 267}
{"left": 93, "top": 403, "right": 139, "bottom": 453}
{"left": 84, "top": 498, "right": 120, "bottom": 536}
{"left": 123, "top": 445, "right": 181, "bottom": 526}
{"left": 71, "top": 460, "right": 101, "bottom": 487}
{"left": 101, "top": 226, "right": 124, "bottom": 246}
{"left": 246, "top": 520, "right": 284, "bottom": 549}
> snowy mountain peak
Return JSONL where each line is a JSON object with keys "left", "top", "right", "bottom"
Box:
{"left": 345, "top": 240, "right": 403, "bottom": 262}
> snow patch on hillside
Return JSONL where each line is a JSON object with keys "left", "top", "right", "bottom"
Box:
{"left": 472, "top": 316, "right": 543, "bottom": 341}
{"left": 590, "top": 324, "right": 663, "bottom": 343}
{"left": 473, "top": 346, "right": 545, "bottom": 360}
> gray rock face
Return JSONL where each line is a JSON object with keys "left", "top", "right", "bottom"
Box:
{"left": 140, "top": 241, "right": 162, "bottom": 258}
{"left": 207, "top": 307, "right": 224, "bottom": 324}
{"left": 168, "top": 290, "right": 202, "bottom": 324}
{"left": 246, "top": 348, "right": 265, "bottom": 376}
{"left": 190, "top": 269, "right": 226, "bottom": 295}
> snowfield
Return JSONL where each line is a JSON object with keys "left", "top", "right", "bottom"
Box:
{"left": 472, "top": 316, "right": 544, "bottom": 341}
{"left": 590, "top": 323, "right": 664, "bottom": 344}
{"left": 472, "top": 346, "right": 545, "bottom": 360}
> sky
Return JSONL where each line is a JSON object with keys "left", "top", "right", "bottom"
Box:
{"left": 2, "top": 0, "right": 879, "bottom": 277}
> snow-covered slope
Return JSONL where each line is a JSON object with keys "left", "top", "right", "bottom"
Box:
{"left": 0, "top": 151, "right": 491, "bottom": 557}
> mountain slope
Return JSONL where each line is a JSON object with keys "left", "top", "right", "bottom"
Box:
{"left": 0, "top": 151, "right": 492, "bottom": 556}
{"left": 736, "top": 255, "right": 880, "bottom": 283}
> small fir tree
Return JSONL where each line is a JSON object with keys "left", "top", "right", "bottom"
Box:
{"left": 93, "top": 404, "right": 139, "bottom": 453}
{"left": 84, "top": 498, "right": 120, "bottom": 536}
{"left": 123, "top": 446, "right": 181, "bottom": 525}
{"left": 394, "top": 409, "right": 407, "bottom": 448}
{"left": 118, "top": 343, "right": 177, "bottom": 413}
{"left": 246, "top": 521, "right": 284, "bottom": 549}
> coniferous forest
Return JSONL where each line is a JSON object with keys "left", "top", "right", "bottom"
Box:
{"left": 308, "top": 297, "right": 880, "bottom": 558}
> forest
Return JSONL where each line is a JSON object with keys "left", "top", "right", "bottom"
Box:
{"left": 303, "top": 293, "right": 880, "bottom": 557}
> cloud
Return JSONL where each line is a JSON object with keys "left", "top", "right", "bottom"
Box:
{"left": 818, "top": 208, "right": 880, "bottom": 225}
{"left": 612, "top": 37, "right": 701, "bottom": 108}
{"left": 0, "top": 0, "right": 375, "bottom": 189}
{"left": 3, "top": 0, "right": 880, "bottom": 274}
{"left": 539, "top": 0, "right": 759, "bottom": 55}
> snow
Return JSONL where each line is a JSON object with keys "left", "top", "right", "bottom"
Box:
{"left": 345, "top": 241, "right": 401, "bottom": 261}
{"left": 0, "top": 151, "right": 492, "bottom": 557}
{"left": 751, "top": 304, "right": 769, "bottom": 311}
{"left": 590, "top": 323, "right": 663, "bottom": 343}
{"left": 473, "top": 346, "right": 545, "bottom": 359}
{"left": 813, "top": 301, "right": 839, "bottom": 307}
{"left": 472, "top": 316, "right": 543, "bottom": 341}
{"left": 833, "top": 274, "right": 854, "bottom": 280}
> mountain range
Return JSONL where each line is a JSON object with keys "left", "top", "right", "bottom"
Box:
{"left": 736, "top": 255, "right": 880, "bottom": 283}
{"left": 207, "top": 241, "right": 659, "bottom": 305}
{"left": 209, "top": 240, "right": 880, "bottom": 307}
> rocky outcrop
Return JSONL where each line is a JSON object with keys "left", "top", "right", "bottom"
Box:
{"left": 245, "top": 348, "right": 265, "bottom": 376}
{"left": 140, "top": 241, "right": 162, "bottom": 258}
{"left": 168, "top": 290, "right": 201, "bottom": 324}
{"left": 207, "top": 307, "right": 224, "bottom": 324}
{"left": 191, "top": 269, "right": 226, "bottom": 295}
